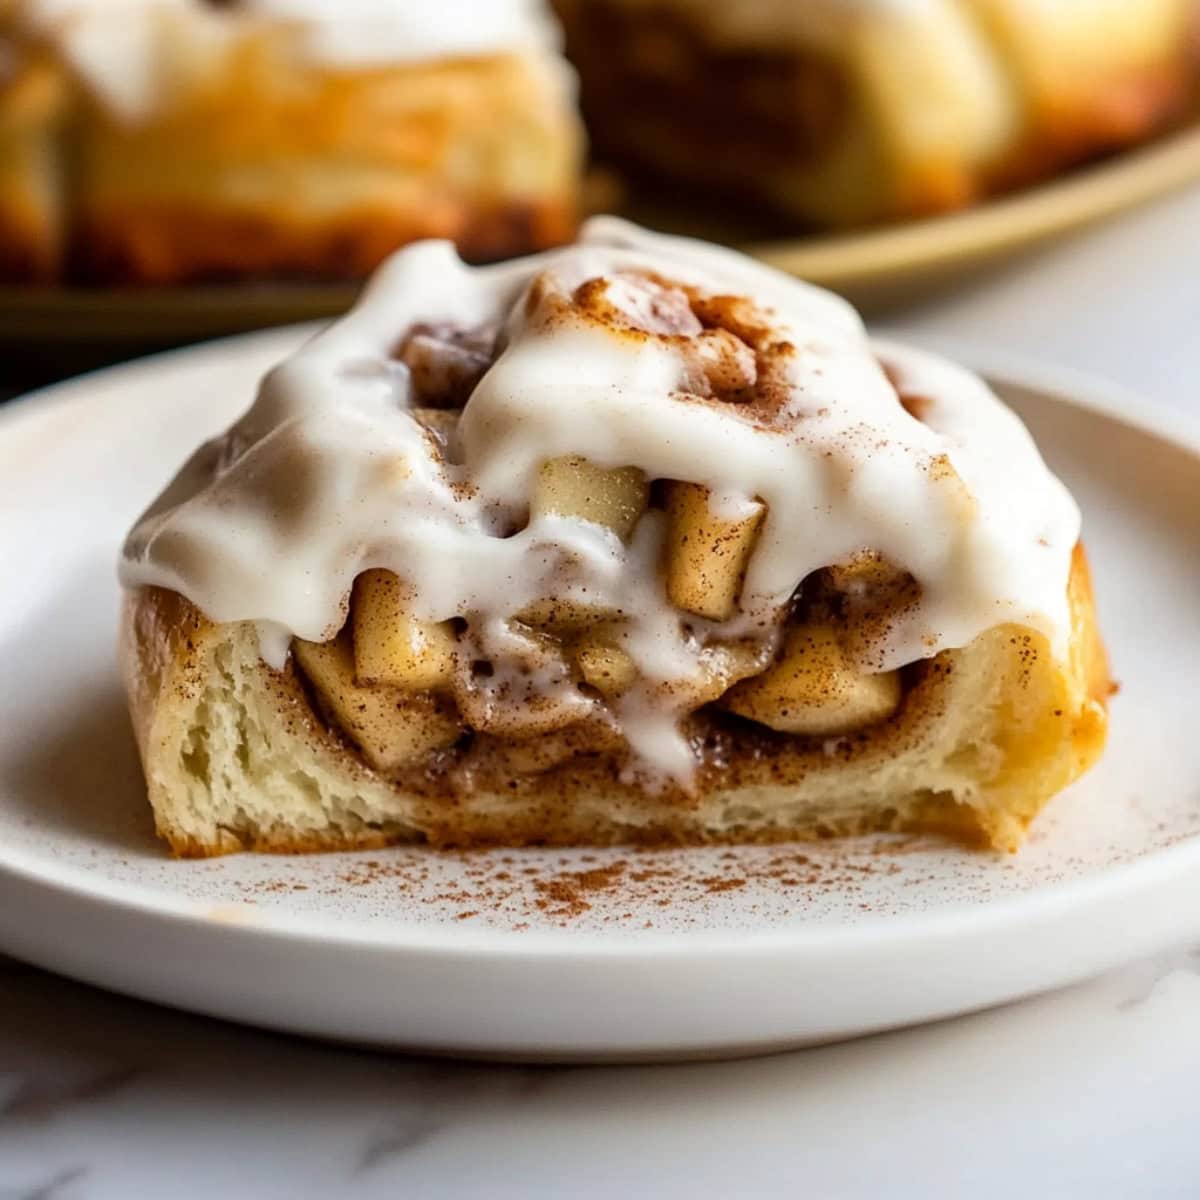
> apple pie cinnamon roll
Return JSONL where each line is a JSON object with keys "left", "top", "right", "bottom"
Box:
{"left": 5, "top": 0, "right": 581, "bottom": 283}
{"left": 119, "top": 218, "right": 1109, "bottom": 856}
{"left": 554, "top": 0, "right": 1199, "bottom": 226}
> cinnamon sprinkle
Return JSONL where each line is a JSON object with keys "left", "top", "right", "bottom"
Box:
{"left": 232, "top": 838, "right": 932, "bottom": 929}
{"left": 534, "top": 862, "right": 628, "bottom": 918}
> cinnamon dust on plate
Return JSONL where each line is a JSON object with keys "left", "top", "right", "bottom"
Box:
{"left": 233, "top": 839, "right": 927, "bottom": 929}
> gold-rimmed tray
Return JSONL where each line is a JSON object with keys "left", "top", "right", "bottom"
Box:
{"left": 1, "top": 122, "right": 1197, "bottom": 348}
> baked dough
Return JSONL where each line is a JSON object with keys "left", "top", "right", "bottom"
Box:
{"left": 554, "top": 0, "right": 1198, "bottom": 225}
{"left": 118, "top": 219, "right": 1109, "bottom": 856}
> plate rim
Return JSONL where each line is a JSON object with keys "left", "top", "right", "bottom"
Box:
{"left": 0, "top": 333, "right": 1198, "bottom": 960}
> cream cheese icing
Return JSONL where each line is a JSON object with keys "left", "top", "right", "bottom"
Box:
{"left": 120, "top": 217, "right": 1081, "bottom": 781}
{"left": 19, "top": 0, "right": 562, "bottom": 118}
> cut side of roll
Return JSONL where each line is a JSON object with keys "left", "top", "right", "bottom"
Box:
{"left": 118, "top": 218, "right": 1110, "bottom": 857}
{"left": 121, "top": 545, "right": 1108, "bottom": 855}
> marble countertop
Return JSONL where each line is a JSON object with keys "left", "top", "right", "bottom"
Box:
{"left": 3, "top": 948, "right": 1200, "bottom": 1199}
{"left": 4, "top": 183, "right": 1200, "bottom": 1200}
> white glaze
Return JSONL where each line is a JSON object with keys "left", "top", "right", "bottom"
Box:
{"left": 241, "top": 0, "right": 559, "bottom": 64}
{"left": 120, "top": 217, "right": 1081, "bottom": 781}
{"left": 19, "top": 0, "right": 560, "bottom": 118}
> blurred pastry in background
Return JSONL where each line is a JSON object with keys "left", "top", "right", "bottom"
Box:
{"left": 0, "top": 29, "right": 66, "bottom": 280}
{"left": 2, "top": 0, "right": 583, "bottom": 283}
{"left": 554, "top": 0, "right": 1200, "bottom": 227}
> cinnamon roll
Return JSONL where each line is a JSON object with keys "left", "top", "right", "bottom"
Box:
{"left": 3, "top": 0, "right": 582, "bottom": 283}
{"left": 554, "top": 0, "right": 1199, "bottom": 226}
{"left": 119, "top": 219, "right": 1109, "bottom": 856}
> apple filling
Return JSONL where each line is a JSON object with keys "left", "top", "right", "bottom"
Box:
{"left": 289, "top": 268, "right": 936, "bottom": 786}
{"left": 293, "top": 522, "right": 911, "bottom": 779}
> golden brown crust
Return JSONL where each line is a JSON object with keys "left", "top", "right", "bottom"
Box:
{"left": 120, "top": 586, "right": 200, "bottom": 767}
{"left": 73, "top": 198, "right": 576, "bottom": 285}
{"left": 0, "top": 45, "right": 581, "bottom": 283}
{"left": 95, "top": 49, "right": 567, "bottom": 166}
{"left": 967, "top": 0, "right": 1198, "bottom": 178}
{"left": 71, "top": 48, "right": 580, "bottom": 282}
{"left": 987, "top": 70, "right": 1194, "bottom": 195}
{"left": 120, "top": 542, "right": 1109, "bottom": 858}
{"left": 1068, "top": 543, "right": 1112, "bottom": 710}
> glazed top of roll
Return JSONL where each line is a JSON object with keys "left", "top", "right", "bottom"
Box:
{"left": 17, "top": 0, "right": 564, "bottom": 118}
{"left": 120, "top": 217, "right": 1081, "bottom": 780}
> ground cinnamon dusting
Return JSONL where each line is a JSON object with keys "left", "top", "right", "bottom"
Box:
{"left": 233, "top": 838, "right": 934, "bottom": 929}
{"left": 534, "top": 862, "right": 628, "bottom": 917}
{"left": 701, "top": 877, "right": 746, "bottom": 893}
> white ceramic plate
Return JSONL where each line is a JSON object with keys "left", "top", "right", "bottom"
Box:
{"left": 0, "top": 332, "right": 1198, "bottom": 1062}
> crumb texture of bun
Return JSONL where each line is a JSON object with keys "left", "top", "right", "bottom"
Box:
{"left": 121, "top": 543, "right": 1108, "bottom": 858}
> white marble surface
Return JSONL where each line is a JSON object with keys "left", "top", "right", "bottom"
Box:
{"left": 3, "top": 183, "right": 1200, "bottom": 1199}
{"left": 2, "top": 948, "right": 1199, "bottom": 1198}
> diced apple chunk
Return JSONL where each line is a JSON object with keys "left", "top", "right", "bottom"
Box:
{"left": 452, "top": 626, "right": 587, "bottom": 738}
{"left": 664, "top": 482, "right": 764, "bottom": 620}
{"left": 517, "top": 596, "right": 616, "bottom": 633}
{"left": 659, "top": 640, "right": 763, "bottom": 707}
{"left": 575, "top": 637, "right": 638, "bottom": 696}
{"left": 294, "top": 633, "right": 461, "bottom": 771}
{"left": 352, "top": 569, "right": 456, "bottom": 690}
{"left": 573, "top": 631, "right": 760, "bottom": 705}
{"left": 531, "top": 455, "right": 648, "bottom": 540}
{"left": 454, "top": 683, "right": 587, "bottom": 738}
{"left": 722, "top": 625, "right": 900, "bottom": 736}
{"left": 824, "top": 551, "right": 909, "bottom": 597}
{"left": 479, "top": 720, "right": 625, "bottom": 775}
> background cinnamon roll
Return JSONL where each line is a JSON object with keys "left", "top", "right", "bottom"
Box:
{"left": 118, "top": 219, "right": 1108, "bottom": 857}
{"left": 554, "top": 0, "right": 1199, "bottom": 226}
{"left": 1, "top": 0, "right": 583, "bottom": 283}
